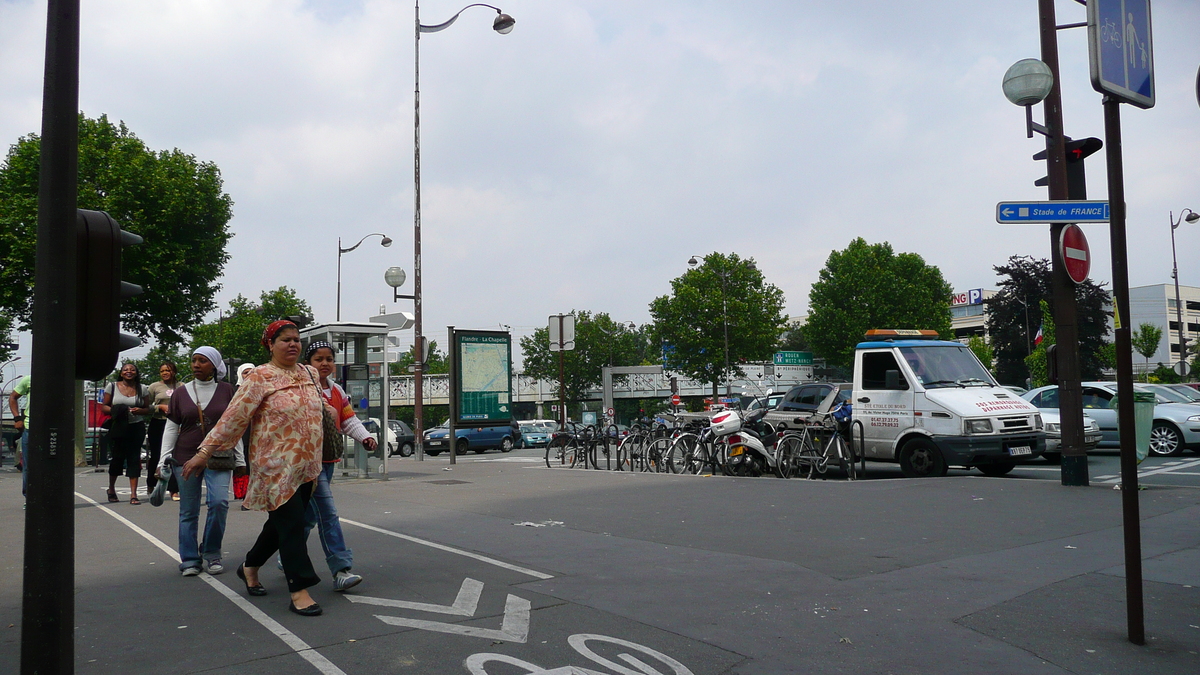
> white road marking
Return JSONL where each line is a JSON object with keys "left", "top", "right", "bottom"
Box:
{"left": 340, "top": 519, "right": 553, "bottom": 580}
{"left": 375, "top": 593, "right": 531, "bottom": 643}
{"left": 346, "top": 577, "right": 482, "bottom": 615}
{"left": 75, "top": 492, "right": 346, "bottom": 675}
{"left": 1100, "top": 458, "right": 1200, "bottom": 483}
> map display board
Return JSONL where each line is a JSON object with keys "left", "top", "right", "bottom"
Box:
{"left": 454, "top": 330, "right": 513, "bottom": 425}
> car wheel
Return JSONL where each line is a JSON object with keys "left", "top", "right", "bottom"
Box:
{"left": 898, "top": 437, "right": 948, "bottom": 478}
{"left": 456, "top": 439, "right": 469, "bottom": 455}
{"left": 977, "top": 460, "right": 1016, "bottom": 477}
{"left": 500, "top": 437, "right": 514, "bottom": 453}
{"left": 399, "top": 442, "right": 414, "bottom": 457}
{"left": 1149, "top": 421, "right": 1184, "bottom": 457}
{"left": 387, "top": 443, "right": 396, "bottom": 457}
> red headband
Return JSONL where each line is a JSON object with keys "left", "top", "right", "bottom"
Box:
{"left": 261, "top": 320, "right": 298, "bottom": 349}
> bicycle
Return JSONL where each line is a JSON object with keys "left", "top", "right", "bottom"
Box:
{"left": 789, "top": 402, "right": 857, "bottom": 481}
{"left": 544, "top": 422, "right": 586, "bottom": 469}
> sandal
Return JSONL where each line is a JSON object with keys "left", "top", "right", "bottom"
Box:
{"left": 107, "top": 489, "right": 119, "bottom": 503}
{"left": 129, "top": 496, "right": 141, "bottom": 505}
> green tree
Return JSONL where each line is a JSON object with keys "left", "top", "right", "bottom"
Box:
{"left": 1024, "top": 301, "right": 1056, "bottom": 388}
{"left": 1097, "top": 341, "right": 1117, "bottom": 371}
{"left": 115, "top": 344, "right": 192, "bottom": 385}
{"left": 1131, "top": 322, "right": 1164, "bottom": 380}
{"left": 968, "top": 335, "right": 994, "bottom": 372}
{"left": 0, "top": 313, "right": 15, "bottom": 364}
{"left": 0, "top": 113, "right": 234, "bottom": 345}
{"left": 805, "top": 238, "right": 952, "bottom": 368}
{"left": 649, "top": 254, "right": 787, "bottom": 398}
{"left": 984, "top": 256, "right": 1111, "bottom": 386}
{"left": 777, "top": 323, "right": 810, "bottom": 353}
{"left": 520, "top": 311, "right": 644, "bottom": 404}
{"left": 389, "top": 340, "right": 449, "bottom": 376}
{"left": 189, "top": 287, "right": 313, "bottom": 372}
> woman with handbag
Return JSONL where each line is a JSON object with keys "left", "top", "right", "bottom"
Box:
{"left": 183, "top": 320, "right": 326, "bottom": 616}
{"left": 158, "top": 347, "right": 243, "bottom": 577}
{"left": 146, "top": 361, "right": 183, "bottom": 500}
{"left": 300, "top": 340, "right": 374, "bottom": 592}
{"left": 102, "top": 363, "right": 152, "bottom": 505}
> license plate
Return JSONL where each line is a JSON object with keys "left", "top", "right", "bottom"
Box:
{"left": 429, "top": 440, "right": 444, "bottom": 446}
{"left": 1008, "top": 445, "right": 1032, "bottom": 456}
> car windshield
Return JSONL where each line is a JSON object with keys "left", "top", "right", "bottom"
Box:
{"left": 1167, "top": 385, "right": 1200, "bottom": 402}
{"left": 1147, "top": 385, "right": 1192, "bottom": 403}
{"left": 519, "top": 424, "right": 539, "bottom": 432}
{"left": 898, "top": 345, "right": 995, "bottom": 389}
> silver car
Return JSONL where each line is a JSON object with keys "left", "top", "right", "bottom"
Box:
{"left": 1037, "top": 409, "right": 1102, "bottom": 459}
{"left": 1022, "top": 382, "right": 1200, "bottom": 457}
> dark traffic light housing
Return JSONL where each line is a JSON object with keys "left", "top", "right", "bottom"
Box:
{"left": 1034, "top": 137, "right": 1103, "bottom": 200}
{"left": 76, "top": 209, "right": 143, "bottom": 380}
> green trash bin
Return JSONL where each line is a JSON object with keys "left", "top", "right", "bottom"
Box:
{"left": 1109, "top": 391, "right": 1156, "bottom": 464}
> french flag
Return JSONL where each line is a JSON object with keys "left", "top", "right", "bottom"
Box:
{"left": 1034, "top": 324, "right": 1044, "bottom": 346}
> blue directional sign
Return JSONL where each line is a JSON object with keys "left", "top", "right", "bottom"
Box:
{"left": 1088, "top": 0, "right": 1154, "bottom": 109}
{"left": 996, "top": 201, "right": 1110, "bottom": 224}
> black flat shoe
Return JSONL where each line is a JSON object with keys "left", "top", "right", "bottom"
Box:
{"left": 236, "top": 563, "right": 267, "bottom": 596}
{"left": 289, "top": 601, "right": 322, "bottom": 616}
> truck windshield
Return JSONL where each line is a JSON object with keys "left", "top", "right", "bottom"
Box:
{"left": 898, "top": 345, "right": 995, "bottom": 389}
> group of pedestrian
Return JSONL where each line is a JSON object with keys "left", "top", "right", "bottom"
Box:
{"left": 130, "top": 321, "right": 366, "bottom": 617}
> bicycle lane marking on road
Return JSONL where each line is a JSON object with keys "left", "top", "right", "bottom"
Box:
{"left": 74, "top": 491, "right": 348, "bottom": 675}
{"left": 339, "top": 518, "right": 554, "bottom": 580}
{"left": 1100, "top": 457, "right": 1200, "bottom": 484}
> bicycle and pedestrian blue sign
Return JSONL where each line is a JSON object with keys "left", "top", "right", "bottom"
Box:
{"left": 1088, "top": 0, "right": 1154, "bottom": 108}
{"left": 996, "top": 201, "right": 1111, "bottom": 224}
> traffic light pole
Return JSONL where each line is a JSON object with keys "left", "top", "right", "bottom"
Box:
{"left": 1039, "top": 0, "right": 1088, "bottom": 487}
{"left": 23, "top": 1, "right": 80, "bottom": 672}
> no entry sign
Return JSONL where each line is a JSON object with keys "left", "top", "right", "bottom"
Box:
{"left": 1060, "top": 224, "right": 1091, "bottom": 284}
{"left": 671, "top": 394, "right": 681, "bottom": 406}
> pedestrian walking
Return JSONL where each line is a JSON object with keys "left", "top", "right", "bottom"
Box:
{"left": 102, "top": 363, "right": 151, "bottom": 505}
{"left": 7, "top": 376, "right": 30, "bottom": 499}
{"left": 183, "top": 320, "right": 325, "bottom": 616}
{"left": 301, "top": 340, "right": 372, "bottom": 591}
{"left": 158, "top": 347, "right": 244, "bottom": 576}
{"left": 232, "top": 362, "right": 255, "bottom": 503}
{"left": 146, "top": 362, "right": 182, "bottom": 499}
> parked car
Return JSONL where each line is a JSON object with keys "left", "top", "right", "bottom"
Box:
{"left": 517, "top": 422, "right": 551, "bottom": 448}
{"left": 1037, "top": 409, "right": 1103, "bottom": 460}
{"left": 423, "top": 423, "right": 515, "bottom": 456}
{"left": 386, "top": 419, "right": 416, "bottom": 457}
{"left": 1022, "top": 382, "right": 1200, "bottom": 456}
{"left": 1163, "top": 384, "right": 1200, "bottom": 403}
{"left": 745, "top": 393, "right": 784, "bottom": 412}
{"left": 1143, "top": 384, "right": 1200, "bottom": 405}
{"left": 362, "top": 418, "right": 395, "bottom": 458}
{"left": 775, "top": 382, "right": 852, "bottom": 415}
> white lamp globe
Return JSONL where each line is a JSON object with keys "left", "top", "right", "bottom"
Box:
{"left": 384, "top": 266, "right": 407, "bottom": 289}
{"left": 1002, "top": 58, "right": 1054, "bottom": 107}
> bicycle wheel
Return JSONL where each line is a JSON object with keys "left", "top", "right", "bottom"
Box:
{"left": 667, "top": 434, "right": 698, "bottom": 474}
{"left": 774, "top": 435, "right": 799, "bottom": 479}
{"left": 615, "top": 435, "right": 633, "bottom": 471}
{"left": 833, "top": 435, "right": 854, "bottom": 481}
{"left": 544, "top": 435, "right": 569, "bottom": 468}
{"left": 565, "top": 438, "right": 582, "bottom": 468}
{"left": 646, "top": 437, "right": 673, "bottom": 473}
{"left": 841, "top": 433, "right": 858, "bottom": 481}
{"left": 795, "top": 431, "right": 818, "bottom": 479}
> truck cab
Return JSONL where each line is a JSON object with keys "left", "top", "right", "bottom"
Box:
{"left": 853, "top": 329, "right": 1045, "bottom": 477}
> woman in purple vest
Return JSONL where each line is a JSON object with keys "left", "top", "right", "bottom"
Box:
{"left": 158, "top": 346, "right": 244, "bottom": 576}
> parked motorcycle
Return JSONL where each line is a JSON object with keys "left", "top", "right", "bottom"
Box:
{"left": 709, "top": 406, "right": 790, "bottom": 477}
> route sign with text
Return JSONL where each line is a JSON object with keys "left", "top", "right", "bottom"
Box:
{"left": 773, "top": 351, "right": 813, "bottom": 366}
{"left": 1088, "top": 0, "right": 1154, "bottom": 109}
{"left": 996, "top": 201, "right": 1110, "bottom": 224}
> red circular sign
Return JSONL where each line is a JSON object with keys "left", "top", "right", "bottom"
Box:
{"left": 1059, "top": 224, "right": 1090, "bottom": 284}
{"left": 671, "top": 394, "right": 681, "bottom": 406}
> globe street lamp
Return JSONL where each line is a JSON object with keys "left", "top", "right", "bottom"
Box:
{"left": 337, "top": 233, "right": 392, "bottom": 321}
{"left": 411, "top": 2, "right": 514, "bottom": 459}
{"left": 1170, "top": 208, "right": 1199, "bottom": 369}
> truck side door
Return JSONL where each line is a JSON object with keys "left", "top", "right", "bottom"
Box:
{"left": 855, "top": 350, "right": 913, "bottom": 459}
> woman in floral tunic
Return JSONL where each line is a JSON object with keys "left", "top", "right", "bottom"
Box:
{"left": 183, "top": 320, "right": 326, "bottom": 616}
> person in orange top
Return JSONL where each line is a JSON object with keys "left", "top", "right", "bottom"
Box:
{"left": 183, "top": 320, "right": 326, "bottom": 616}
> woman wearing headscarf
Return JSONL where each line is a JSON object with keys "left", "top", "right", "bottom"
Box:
{"left": 102, "top": 363, "right": 152, "bottom": 504}
{"left": 146, "top": 361, "right": 183, "bottom": 499}
{"left": 183, "top": 320, "right": 326, "bottom": 616}
{"left": 301, "top": 340, "right": 374, "bottom": 591}
{"left": 157, "top": 347, "right": 243, "bottom": 576}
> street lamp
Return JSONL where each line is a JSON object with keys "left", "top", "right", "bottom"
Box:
{"left": 1170, "top": 208, "right": 1200, "bottom": 370}
{"left": 1002, "top": 58, "right": 1054, "bottom": 138}
{"left": 411, "top": 1, "right": 514, "bottom": 460}
{"left": 337, "top": 233, "right": 392, "bottom": 321}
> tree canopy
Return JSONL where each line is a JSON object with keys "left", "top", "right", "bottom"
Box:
{"left": 984, "top": 256, "right": 1111, "bottom": 385}
{"left": 0, "top": 313, "right": 15, "bottom": 365}
{"left": 189, "top": 287, "right": 313, "bottom": 373}
{"left": 390, "top": 340, "right": 449, "bottom": 376}
{"left": 805, "top": 238, "right": 952, "bottom": 368}
{"left": 1131, "top": 322, "right": 1163, "bottom": 378}
{"left": 649, "top": 253, "right": 787, "bottom": 396}
{"left": 0, "top": 113, "right": 234, "bottom": 346}
{"left": 520, "top": 311, "right": 647, "bottom": 404}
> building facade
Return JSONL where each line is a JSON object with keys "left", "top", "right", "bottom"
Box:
{"left": 1127, "top": 283, "right": 1200, "bottom": 370}
{"left": 950, "top": 288, "right": 997, "bottom": 341}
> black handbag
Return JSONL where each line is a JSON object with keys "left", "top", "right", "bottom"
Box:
{"left": 307, "top": 369, "right": 344, "bottom": 462}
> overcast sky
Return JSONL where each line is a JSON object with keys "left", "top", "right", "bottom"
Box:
{"left": 2, "top": 0, "right": 1199, "bottom": 378}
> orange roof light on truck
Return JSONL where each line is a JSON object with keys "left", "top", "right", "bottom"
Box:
{"left": 863, "top": 329, "right": 941, "bottom": 341}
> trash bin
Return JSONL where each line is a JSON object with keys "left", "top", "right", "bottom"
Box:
{"left": 1109, "top": 391, "right": 1156, "bottom": 464}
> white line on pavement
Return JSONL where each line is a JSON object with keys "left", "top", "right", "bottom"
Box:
{"left": 340, "top": 519, "right": 554, "bottom": 580}
{"left": 75, "top": 492, "right": 347, "bottom": 675}
{"left": 1100, "top": 458, "right": 1200, "bottom": 484}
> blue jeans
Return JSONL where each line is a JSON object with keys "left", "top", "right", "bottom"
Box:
{"left": 173, "top": 465, "right": 231, "bottom": 571}
{"left": 303, "top": 462, "right": 353, "bottom": 574}
{"left": 20, "top": 430, "right": 29, "bottom": 497}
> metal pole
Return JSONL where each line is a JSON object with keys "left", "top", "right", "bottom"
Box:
{"left": 413, "top": 0, "right": 425, "bottom": 462}
{"left": 1104, "top": 96, "right": 1145, "bottom": 646}
{"left": 722, "top": 272, "right": 730, "bottom": 398}
{"left": 447, "top": 325, "right": 456, "bottom": 465}
{"left": 1171, "top": 214, "right": 1186, "bottom": 365}
{"left": 558, "top": 315, "right": 566, "bottom": 429}
{"left": 336, "top": 237, "right": 342, "bottom": 322}
{"left": 23, "top": 0, "right": 79, "bottom": 672}
{"left": 1038, "top": 0, "right": 1087, "bottom": 487}
{"left": 381, "top": 329, "right": 390, "bottom": 480}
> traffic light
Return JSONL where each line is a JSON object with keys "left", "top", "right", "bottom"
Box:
{"left": 76, "top": 209, "right": 143, "bottom": 380}
{"left": 1034, "top": 137, "right": 1103, "bottom": 200}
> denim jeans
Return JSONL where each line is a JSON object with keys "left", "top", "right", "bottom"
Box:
{"left": 20, "top": 430, "right": 29, "bottom": 497}
{"left": 172, "top": 465, "right": 231, "bottom": 572}
{"left": 303, "top": 462, "right": 353, "bottom": 575}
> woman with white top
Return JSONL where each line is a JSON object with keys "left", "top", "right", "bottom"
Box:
{"left": 102, "top": 363, "right": 152, "bottom": 505}
{"left": 157, "top": 347, "right": 244, "bottom": 576}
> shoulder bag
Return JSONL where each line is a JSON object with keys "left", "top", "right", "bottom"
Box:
{"left": 195, "top": 381, "right": 237, "bottom": 471}
{"left": 307, "top": 368, "right": 344, "bottom": 462}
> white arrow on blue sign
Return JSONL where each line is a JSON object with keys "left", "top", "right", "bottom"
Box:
{"left": 996, "top": 201, "right": 1110, "bottom": 224}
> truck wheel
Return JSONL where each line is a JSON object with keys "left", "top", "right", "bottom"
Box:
{"left": 899, "top": 438, "right": 947, "bottom": 478}
{"left": 1149, "top": 422, "right": 1184, "bottom": 457}
{"left": 978, "top": 461, "right": 1016, "bottom": 477}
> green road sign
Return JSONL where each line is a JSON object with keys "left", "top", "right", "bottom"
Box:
{"left": 453, "top": 330, "right": 513, "bottom": 426}
{"left": 773, "top": 351, "right": 813, "bottom": 366}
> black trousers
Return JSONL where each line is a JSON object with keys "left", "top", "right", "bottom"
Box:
{"left": 107, "top": 423, "right": 146, "bottom": 478}
{"left": 245, "top": 481, "right": 318, "bottom": 593}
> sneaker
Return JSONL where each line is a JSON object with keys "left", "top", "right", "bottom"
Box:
{"left": 333, "top": 569, "right": 362, "bottom": 592}
{"left": 204, "top": 559, "right": 225, "bottom": 575}
{"left": 181, "top": 567, "right": 202, "bottom": 577}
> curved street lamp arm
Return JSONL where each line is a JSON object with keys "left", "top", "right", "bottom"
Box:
{"left": 340, "top": 232, "right": 390, "bottom": 254}
{"left": 420, "top": 3, "right": 504, "bottom": 33}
